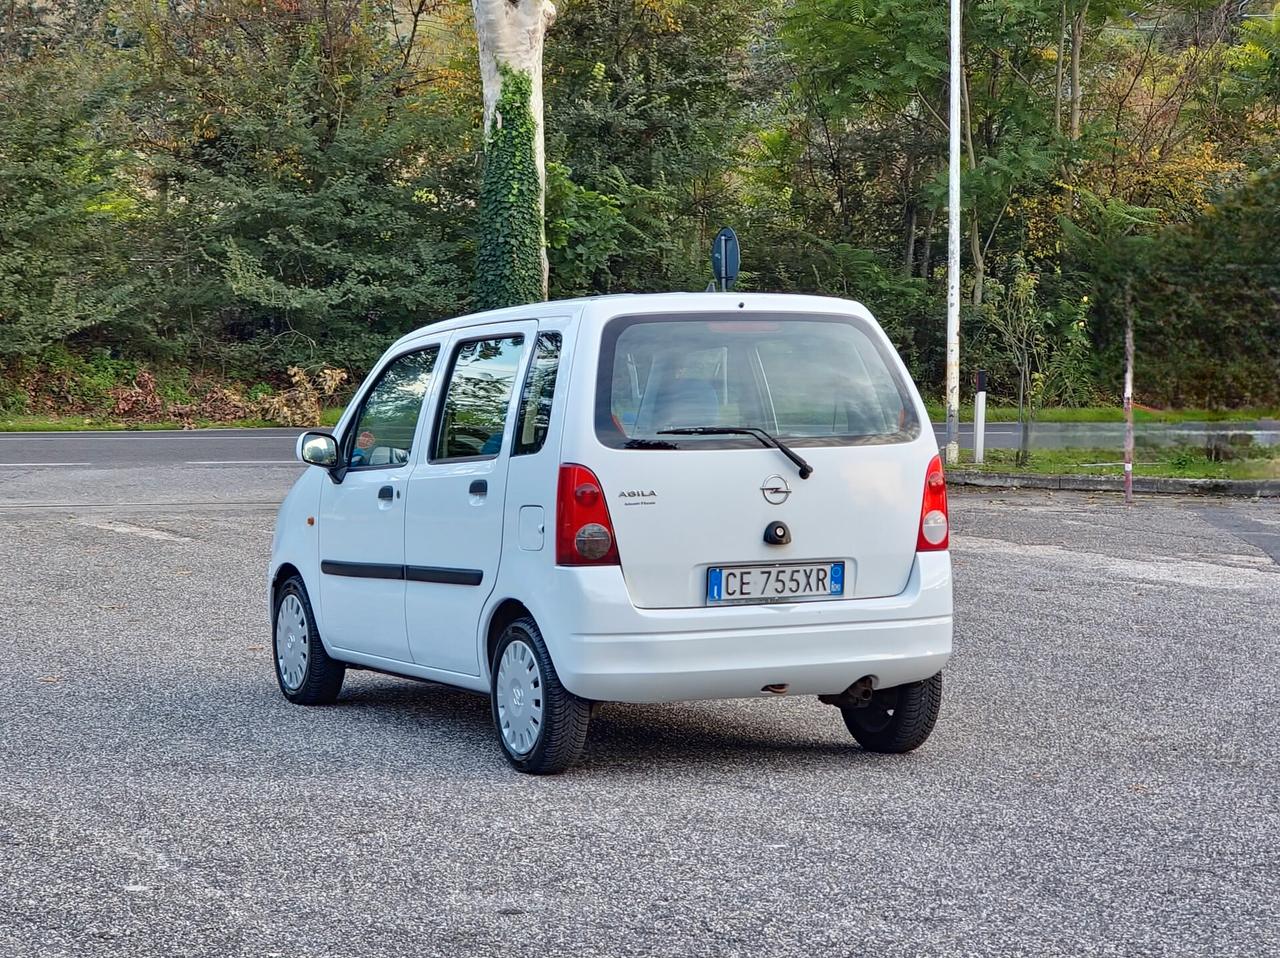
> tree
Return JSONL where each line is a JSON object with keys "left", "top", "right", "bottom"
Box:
{"left": 980, "top": 257, "right": 1092, "bottom": 465}
{"left": 122, "top": 0, "right": 470, "bottom": 373}
{"left": 543, "top": 0, "right": 769, "bottom": 295}
{"left": 1061, "top": 191, "right": 1159, "bottom": 501}
{"left": 1129, "top": 169, "right": 1280, "bottom": 407}
{"left": 471, "top": 0, "right": 557, "bottom": 310}
{"left": 781, "top": 0, "right": 1068, "bottom": 308}
{"left": 0, "top": 53, "right": 133, "bottom": 360}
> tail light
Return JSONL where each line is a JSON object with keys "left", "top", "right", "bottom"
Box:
{"left": 556, "top": 464, "right": 620, "bottom": 566}
{"left": 917, "top": 454, "right": 950, "bottom": 551}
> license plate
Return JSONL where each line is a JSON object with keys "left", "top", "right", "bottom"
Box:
{"left": 706, "top": 561, "right": 846, "bottom": 605}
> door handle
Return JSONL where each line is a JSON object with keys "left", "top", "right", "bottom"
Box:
{"left": 469, "top": 480, "right": 488, "bottom": 496}
{"left": 377, "top": 485, "right": 394, "bottom": 501}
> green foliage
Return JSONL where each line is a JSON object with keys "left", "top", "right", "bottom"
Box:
{"left": 8, "top": 344, "right": 137, "bottom": 413}
{"left": 0, "top": 55, "right": 134, "bottom": 357}
{"left": 545, "top": 162, "right": 625, "bottom": 298}
{"left": 0, "top": 0, "right": 1276, "bottom": 414}
{"left": 126, "top": 4, "right": 470, "bottom": 374}
{"left": 979, "top": 257, "right": 1097, "bottom": 419}
{"left": 1126, "top": 169, "right": 1280, "bottom": 406}
{"left": 544, "top": 0, "right": 771, "bottom": 293}
{"left": 475, "top": 68, "right": 545, "bottom": 310}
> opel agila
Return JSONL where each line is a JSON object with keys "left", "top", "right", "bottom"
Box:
{"left": 269, "top": 293, "right": 953, "bottom": 773}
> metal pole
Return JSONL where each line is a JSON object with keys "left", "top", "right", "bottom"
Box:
{"left": 1123, "top": 282, "right": 1135, "bottom": 504}
{"left": 973, "top": 370, "right": 987, "bottom": 464}
{"left": 945, "top": 0, "right": 962, "bottom": 465}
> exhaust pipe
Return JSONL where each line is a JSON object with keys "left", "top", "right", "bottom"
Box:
{"left": 818, "top": 676, "right": 876, "bottom": 709}
{"left": 760, "top": 683, "right": 790, "bottom": 695}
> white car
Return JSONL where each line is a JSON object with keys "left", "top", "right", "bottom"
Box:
{"left": 269, "top": 293, "right": 952, "bottom": 773}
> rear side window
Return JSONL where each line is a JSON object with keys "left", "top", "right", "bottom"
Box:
{"left": 433, "top": 335, "right": 525, "bottom": 461}
{"left": 597, "top": 314, "right": 918, "bottom": 448}
{"left": 514, "top": 333, "right": 562, "bottom": 456}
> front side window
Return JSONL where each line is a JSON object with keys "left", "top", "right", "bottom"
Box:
{"left": 513, "top": 333, "right": 562, "bottom": 456}
{"left": 433, "top": 335, "right": 526, "bottom": 461}
{"left": 346, "top": 347, "right": 439, "bottom": 468}
{"left": 597, "top": 315, "right": 918, "bottom": 449}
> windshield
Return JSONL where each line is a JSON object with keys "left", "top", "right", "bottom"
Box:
{"left": 596, "top": 313, "right": 920, "bottom": 449}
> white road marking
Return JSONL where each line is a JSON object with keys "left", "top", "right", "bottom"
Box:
{"left": 955, "top": 534, "right": 1280, "bottom": 590}
{"left": 79, "top": 519, "right": 191, "bottom": 543}
{"left": 0, "top": 499, "right": 277, "bottom": 511}
{"left": 184, "top": 459, "right": 298, "bottom": 465}
{"left": 0, "top": 461, "right": 93, "bottom": 467}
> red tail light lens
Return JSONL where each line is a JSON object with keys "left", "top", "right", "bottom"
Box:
{"left": 917, "top": 454, "right": 950, "bottom": 551}
{"left": 556, "top": 464, "right": 620, "bottom": 566}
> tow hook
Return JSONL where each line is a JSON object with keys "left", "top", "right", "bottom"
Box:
{"left": 818, "top": 676, "right": 876, "bottom": 709}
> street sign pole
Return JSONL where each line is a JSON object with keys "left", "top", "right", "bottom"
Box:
{"left": 710, "top": 227, "right": 740, "bottom": 292}
{"left": 945, "top": 0, "right": 962, "bottom": 466}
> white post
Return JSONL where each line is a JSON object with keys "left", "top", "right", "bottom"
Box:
{"left": 945, "top": 0, "right": 962, "bottom": 465}
{"left": 973, "top": 370, "right": 987, "bottom": 464}
{"left": 1123, "top": 284, "right": 1134, "bottom": 504}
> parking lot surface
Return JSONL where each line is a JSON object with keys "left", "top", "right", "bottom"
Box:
{"left": 1, "top": 462, "right": 1277, "bottom": 957}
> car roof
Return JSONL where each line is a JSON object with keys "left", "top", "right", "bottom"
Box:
{"left": 387, "top": 292, "right": 874, "bottom": 352}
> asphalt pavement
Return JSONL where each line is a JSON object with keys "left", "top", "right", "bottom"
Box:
{"left": 1, "top": 462, "right": 1278, "bottom": 956}
{"left": 0, "top": 428, "right": 304, "bottom": 468}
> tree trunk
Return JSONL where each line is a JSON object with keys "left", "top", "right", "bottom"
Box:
{"left": 960, "top": 66, "right": 984, "bottom": 306}
{"left": 1069, "top": 1, "right": 1088, "bottom": 141}
{"left": 919, "top": 206, "right": 937, "bottom": 280}
{"left": 903, "top": 200, "right": 917, "bottom": 277}
{"left": 472, "top": 0, "right": 556, "bottom": 309}
{"left": 968, "top": 210, "right": 984, "bottom": 306}
{"left": 1054, "top": 0, "right": 1066, "bottom": 134}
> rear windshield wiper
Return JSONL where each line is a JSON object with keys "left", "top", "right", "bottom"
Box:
{"left": 658, "top": 426, "right": 814, "bottom": 479}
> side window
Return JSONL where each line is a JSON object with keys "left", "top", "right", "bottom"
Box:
{"left": 433, "top": 335, "right": 526, "bottom": 461}
{"left": 346, "top": 347, "right": 438, "bottom": 469}
{"left": 513, "top": 333, "right": 562, "bottom": 456}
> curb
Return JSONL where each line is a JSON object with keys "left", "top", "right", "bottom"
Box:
{"left": 949, "top": 471, "right": 1280, "bottom": 498}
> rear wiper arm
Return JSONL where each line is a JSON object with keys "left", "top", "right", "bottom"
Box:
{"left": 658, "top": 426, "right": 814, "bottom": 479}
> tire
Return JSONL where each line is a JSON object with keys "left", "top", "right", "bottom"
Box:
{"left": 273, "top": 575, "right": 345, "bottom": 705}
{"left": 841, "top": 673, "right": 942, "bottom": 754}
{"left": 490, "top": 616, "right": 591, "bottom": 774}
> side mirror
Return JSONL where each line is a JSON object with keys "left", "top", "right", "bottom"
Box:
{"left": 297, "top": 431, "right": 338, "bottom": 468}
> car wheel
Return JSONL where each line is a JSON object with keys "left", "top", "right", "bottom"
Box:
{"left": 273, "top": 575, "right": 345, "bottom": 705}
{"left": 841, "top": 673, "right": 942, "bottom": 753}
{"left": 490, "top": 616, "right": 591, "bottom": 774}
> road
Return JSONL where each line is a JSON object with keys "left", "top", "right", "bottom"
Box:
{"left": 0, "top": 428, "right": 304, "bottom": 468}
{"left": 1, "top": 461, "right": 1278, "bottom": 957}
{"left": 4, "top": 418, "right": 1278, "bottom": 469}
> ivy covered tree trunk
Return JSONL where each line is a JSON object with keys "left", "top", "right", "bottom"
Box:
{"left": 472, "top": 0, "right": 556, "bottom": 310}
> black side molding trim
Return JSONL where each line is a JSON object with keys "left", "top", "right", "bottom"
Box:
{"left": 320, "top": 560, "right": 405, "bottom": 580}
{"left": 406, "top": 565, "right": 484, "bottom": 587}
{"left": 320, "top": 560, "right": 483, "bottom": 587}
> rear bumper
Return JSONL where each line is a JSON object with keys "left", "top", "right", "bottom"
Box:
{"left": 544, "top": 552, "right": 953, "bottom": 703}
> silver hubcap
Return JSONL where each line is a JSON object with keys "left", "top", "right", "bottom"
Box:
{"left": 496, "top": 639, "right": 544, "bottom": 756}
{"left": 275, "top": 594, "right": 309, "bottom": 692}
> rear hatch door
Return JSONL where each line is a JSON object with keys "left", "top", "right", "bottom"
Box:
{"left": 586, "top": 311, "right": 931, "bottom": 610}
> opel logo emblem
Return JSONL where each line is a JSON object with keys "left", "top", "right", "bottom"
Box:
{"left": 760, "top": 475, "right": 791, "bottom": 505}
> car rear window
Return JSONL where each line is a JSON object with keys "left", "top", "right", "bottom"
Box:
{"left": 596, "top": 313, "right": 919, "bottom": 449}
